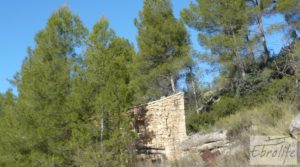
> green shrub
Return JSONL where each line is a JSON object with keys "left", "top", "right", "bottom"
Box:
{"left": 261, "top": 76, "right": 295, "bottom": 101}
{"left": 211, "top": 95, "right": 241, "bottom": 117}
{"left": 215, "top": 101, "right": 296, "bottom": 138}
{"left": 186, "top": 112, "right": 215, "bottom": 133}
{"left": 185, "top": 77, "right": 295, "bottom": 133}
{"left": 226, "top": 116, "right": 252, "bottom": 140}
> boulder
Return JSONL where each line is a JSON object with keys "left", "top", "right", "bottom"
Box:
{"left": 179, "top": 130, "right": 228, "bottom": 152}
{"left": 289, "top": 114, "right": 300, "bottom": 139}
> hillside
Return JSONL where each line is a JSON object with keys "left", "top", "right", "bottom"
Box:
{"left": 0, "top": 0, "right": 299, "bottom": 166}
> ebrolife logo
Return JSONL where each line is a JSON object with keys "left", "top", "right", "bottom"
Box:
{"left": 250, "top": 136, "right": 297, "bottom": 166}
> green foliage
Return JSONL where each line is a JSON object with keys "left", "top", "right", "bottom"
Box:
{"left": 277, "top": 0, "right": 300, "bottom": 30}
{"left": 215, "top": 100, "right": 297, "bottom": 167}
{"left": 186, "top": 112, "right": 215, "bottom": 133}
{"left": 9, "top": 7, "right": 88, "bottom": 166}
{"left": 217, "top": 101, "right": 296, "bottom": 139}
{"left": 226, "top": 116, "right": 252, "bottom": 140}
{"left": 0, "top": 7, "right": 88, "bottom": 166}
{"left": 0, "top": 9, "right": 137, "bottom": 166}
{"left": 184, "top": 61, "right": 203, "bottom": 113}
{"left": 186, "top": 76, "right": 295, "bottom": 133}
{"left": 132, "top": 0, "right": 191, "bottom": 102}
{"left": 181, "top": 0, "right": 252, "bottom": 95}
{"left": 260, "top": 76, "right": 295, "bottom": 101}
{"left": 0, "top": 1, "right": 299, "bottom": 166}
{"left": 0, "top": 94, "right": 3, "bottom": 113}
{"left": 0, "top": 90, "right": 16, "bottom": 115}
{"left": 0, "top": 90, "right": 15, "bottom": 115}
{"left": 68, "top": 18, "right": 136, "bottom": 166}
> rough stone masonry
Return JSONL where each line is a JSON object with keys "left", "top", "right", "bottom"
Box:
{"left": 130, "top": 92, "right": 187, "bottom": 160}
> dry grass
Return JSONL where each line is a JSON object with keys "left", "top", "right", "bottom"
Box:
{"left": 136, "top": 101, "right": 299, "bottom": 167}
{"left": 134, "top": 151, "right": 205, "bottom": 167}
{"left": 215, "top": 101, "right": 298, "bottom": 137}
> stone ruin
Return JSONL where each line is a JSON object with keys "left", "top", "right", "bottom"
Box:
{"left": 130, "top": 92, "right": 187, "bottom": 161}
{"left": 129, "top": 92, "right": 300, "bottom": 165}
{"left": 130, "top": 92, "right": 233, "bottom": 165}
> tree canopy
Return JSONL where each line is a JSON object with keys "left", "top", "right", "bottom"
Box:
{"left": 0, "top": 1, "right": 299, "bottom": 166}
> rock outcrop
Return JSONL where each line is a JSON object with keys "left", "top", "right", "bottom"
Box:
{"left": 176, "top": 130, "right": 237, "bottom": 167}
{"left": 289, "top": 114, "right": 300, "bottom": 139}
{"left": 178, "top": 130, "right": 232, "bottom": 155}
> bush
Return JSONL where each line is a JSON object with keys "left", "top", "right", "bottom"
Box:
{"left": 215, "top": 101, "right": 296, "bottom": 138}
{"left": 186, "top": 77, "right": 296, "bottom": 133}
{"left": 186, "top": 112, "right": 215, "bottom": 133}
{"left": 261, "top": 76, "right": 295, "bottom": 101}
{"left": 211, "top": 95, "right": 242, "bottom": 117}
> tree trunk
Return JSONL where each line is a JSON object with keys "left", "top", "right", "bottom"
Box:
{"left": 187, "top": 66, "right": 199, "bottom": 113}
{"left": 258, "top": 16, "right": 270, "bottom": 64}
{"left": 170, "top": 75, "right": 176, "bottom": 93}
{"left": 230, "top": 24, "right": 246, "bottom": 96}
{"left": 255, "top": 0, "right": 270, "bottom": 64}
{"left": 191, "top": 80, "right": 199, "bottom": 113}
{"left": 100, "top": 117, "right": 104, "bottom": 142}
{"left": 246, "top": 34, "right": 255, "bottom": 62}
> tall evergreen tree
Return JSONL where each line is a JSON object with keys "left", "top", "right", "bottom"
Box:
{"left": 68, "top": 17, "right": 136, "bottom": 166}
{"left": 11, "top": 7, "right": 87, "bottom": 166}
{"left": 0, "top": 94, "right": 3, "bottom": 114}
{"left": 277, "top": 0, "right": 300, "bottom": 39}
{"left": 181, "top": 0, "right": 250, "bottom": 95}
{"left": 294, "top": 43, "right": 300, "bottom": 99}
{"left": 132, "top": 0, "right": 191, "bottom": 102}
{"left": 0, "top": 90, "right": 19, "bottom": 166}
{"left": 0, "top": 90, "right": 15, "bottom": 115}
{"left": 246, "top": 0, "right": 276, "bottom": 64}
{"left": 184, "top": 55, "right": 202, "bottom": 113}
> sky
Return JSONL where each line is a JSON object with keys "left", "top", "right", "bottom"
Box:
{"left": 0, "top": 0, "right": 286, "bottom": 93}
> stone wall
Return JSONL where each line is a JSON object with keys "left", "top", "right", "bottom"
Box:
{"left": 131, "top": 92, "right": 187, "bottom": 160}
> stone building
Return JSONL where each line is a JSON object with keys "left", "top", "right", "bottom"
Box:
{"left": 130, "top": 92, "right": 187, "bottom": 161}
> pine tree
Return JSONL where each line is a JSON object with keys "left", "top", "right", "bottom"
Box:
{"left": 0, "top": 94, "right": 3, "bottom": 114}
{"left": 0, "top": 90, "right": 19, "bottom": 166}
{"left": 277, "top": 0, "right": 300, "bottom": 39}
{"left": 276, "top": 0, "right": 299, "bottom": 97}
{"left": 184, "top": 55, "right": 202, "bottom": 113}
{"left": 181, "top": 0, "right": 250, "bottom": 95}
{"left": 294, "top": 43, "right": 300, "bottom": 100}
{"left": 11, "top": 7, "right": 87, "bottom": 166}
{"left": 96, "top": 37, "right": 136, "bottom": 167}
{"left": 0, "top": 90, "right": 15, "bottom": 115}
{"left": 132, "top": 0, "right": 191, "bottom": 102}
{"left": 0, "top": 90, "right": 15, "bottom": 116}
{"left": 69, "top": 17, "right": 136, "bottom": 166}
{"left": 84, "top": 17, "right": 115, "bottom": 146}
{"left": 246, "top": 0, "right": 276, "bottom": 64}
